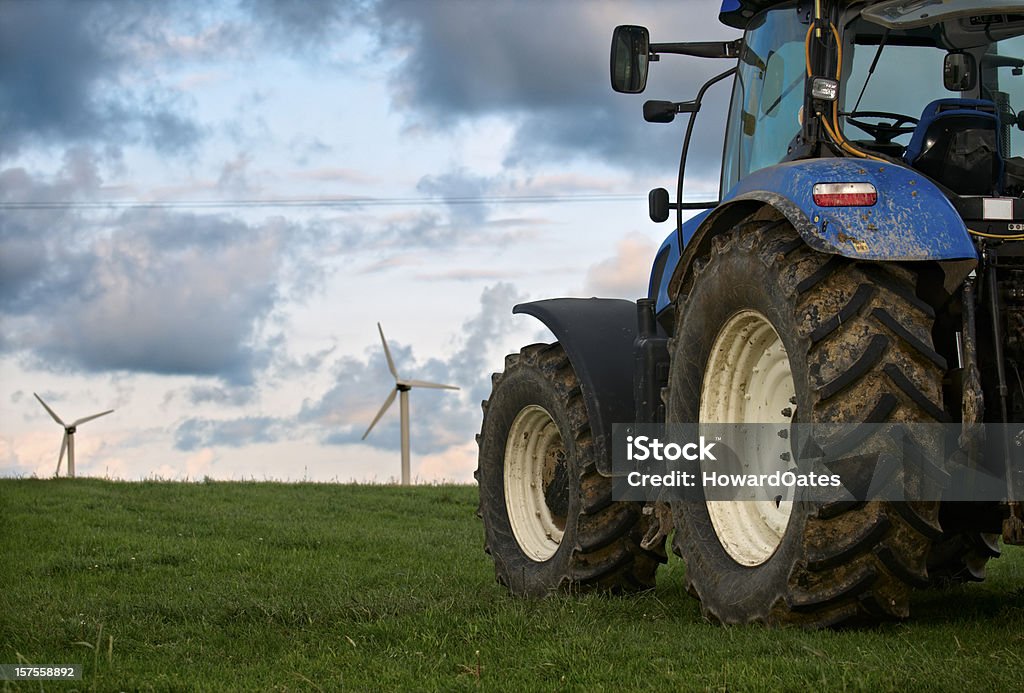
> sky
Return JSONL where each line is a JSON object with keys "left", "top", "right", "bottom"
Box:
{"left": 0, "top": 0, "right": 739, "bottom": 483}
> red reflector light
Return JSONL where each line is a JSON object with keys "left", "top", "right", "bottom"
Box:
{"left": 813, "top": 183, "right": 877, "bottom": 207}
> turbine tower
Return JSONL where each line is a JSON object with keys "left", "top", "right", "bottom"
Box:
{"left": 34, "top": 393, "right": 114, "bottom": 478}
{"left": 362, "top": 323, "right": 459, "bottom": 485}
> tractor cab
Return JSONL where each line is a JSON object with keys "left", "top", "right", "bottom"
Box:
{"left": 721, "top": 1, "right": 1024, "bottom": 195}
{"left": 614, "top": 1, "right": 1024, "bottom": 217}
{"left": 839, "top": 2, "right": 1024, "bottom": 199}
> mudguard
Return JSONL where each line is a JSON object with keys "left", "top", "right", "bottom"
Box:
{"left": 651, "top": 158, "right": 978, "bottom": 313}
{"left": 513, "top": 298, "right": 636, "bottom": 477}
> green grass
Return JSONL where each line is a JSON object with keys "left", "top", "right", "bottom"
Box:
{"left": 1, "top": 480, "right": 1023, "bottom": 691}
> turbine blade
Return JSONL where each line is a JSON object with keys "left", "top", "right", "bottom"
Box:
{"left": 72, "top": 409, "right": 114, "bottom": 427}
{"left": 400, "top": 379, "right": 460, "bottom": 391}
{"left": 56, "top": 432, "right": 67, "bottom": 476}
{"left": 377, "top": 323, "right": 399, "bottom": 380}
{"left": 362, "top": 388, "right": 397, "bottom": 440}
{"left": 34, "top": 393, "right": 65, "bottom": 426}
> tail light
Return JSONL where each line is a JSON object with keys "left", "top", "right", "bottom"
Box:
{"left": 813, "top": 182, "right": 877, "bottom": 207}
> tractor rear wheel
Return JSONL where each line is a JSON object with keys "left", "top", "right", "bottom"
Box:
{"left": 666, "top": 219, "right": 947, "bottom": 626}
{"left": 476, "top": 343, "right": 663, "bottom": 595}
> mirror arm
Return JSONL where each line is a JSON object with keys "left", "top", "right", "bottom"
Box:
{"left": 650, "top": 39, "right": 742, "bottom": 60}
{"left": 649, "top": 189, "right": 717, "bottom": 223}
{"left": 676, "top": 67, "right": 737, "bottom": 245}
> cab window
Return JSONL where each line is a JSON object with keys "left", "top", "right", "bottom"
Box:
{"left": 721, "top": 5, "right": 807, "bottom": 193}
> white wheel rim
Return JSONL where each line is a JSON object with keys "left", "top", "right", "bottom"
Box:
{"left": 504, "top": 405, "right": 566, "bottom": 561}
{"left": 700, "top": 310, "right": 796, "bottom": 567}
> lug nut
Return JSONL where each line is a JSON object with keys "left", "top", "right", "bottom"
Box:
{"left": 781, "top": 407, "right": 793, "bottom": 418}
{"left": 790, "top": 396, "right": 797, "bottom": 405}
{"left": 780, "top": 452, "right": 791, "bottom": 462}
{"left": 778, "top": 429, "right": 789, "bottom": 439}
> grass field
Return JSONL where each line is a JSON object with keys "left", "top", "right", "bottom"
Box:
{"left": 1, "top": 480, "right": 1023, "bottom": 691}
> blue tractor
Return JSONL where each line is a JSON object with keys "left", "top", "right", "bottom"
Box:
{"left": 476, "top": 0, "right": 1024, "bottom": 626}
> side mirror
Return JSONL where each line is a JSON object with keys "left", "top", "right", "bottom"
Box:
{"left": 644, "top": 100, "right": 677, "bottom": 123}
{"left": 944, "top": 52, "right": 977, "bottom": 92}
{"left": 643, "top": 100, "right": 700, "bottom": 123}
{"left": 611, "top": 25, "right": 650, "bottom": 93}
{"left": 649, "top": 188, "right": 670, "bottom": 223}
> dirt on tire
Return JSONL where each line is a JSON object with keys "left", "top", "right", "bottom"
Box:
{"left": 476, "top": 342, "right": 664, "bottom": 596}
{"left": 666, "top": 218, "right": 949, "bottom": 626}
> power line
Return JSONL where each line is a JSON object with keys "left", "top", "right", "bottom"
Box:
{"left": 0, "top": 192, "right": 675, "bottom": 211}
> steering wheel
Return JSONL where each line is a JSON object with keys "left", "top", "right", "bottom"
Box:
{"left": 843, "top": 111, "right": 919, "bottom": 144}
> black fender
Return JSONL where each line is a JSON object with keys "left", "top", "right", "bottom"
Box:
{"left": 513, "top": 298, "right": 636, "bottom": 477}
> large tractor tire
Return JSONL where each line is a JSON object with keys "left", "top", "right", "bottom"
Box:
{"left": 666, "top": 219, "right": 948, "bottom": 626}
{"left": 476, "top": 343, "right": 663, "bottom": 595}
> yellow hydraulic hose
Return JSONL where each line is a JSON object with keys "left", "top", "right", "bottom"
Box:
{"left": 967, "top": 228, "right": 1024, "bottom": 241}
{"left": 805, "top": 24, "right": 1019, "bottom": 241}
{"left": 804, "top": 22, "right": 887, "bottom": 162}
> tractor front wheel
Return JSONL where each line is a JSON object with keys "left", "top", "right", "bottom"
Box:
{"left": 476, "top": 343, "right": 663, "bottom": 595}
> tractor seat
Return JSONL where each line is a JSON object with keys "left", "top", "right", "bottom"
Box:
{"left": 904, "top": 98, "right": 1002, "bottom": 196}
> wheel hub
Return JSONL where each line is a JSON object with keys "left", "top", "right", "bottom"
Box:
{"left": 700, "top": 309, "right": 797, "bottom": 567}
{"left": 504, "top": 405, "right": 567, "bottom": 561}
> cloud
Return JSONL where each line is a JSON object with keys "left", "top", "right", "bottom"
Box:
{"left": 241, "top": 0, "right": 369, "bottom": 47}
{"left": 0, "top": 1, "right": 112, "bottom": 153}
{"left": 216, "top": 152, "right": 256, "bottom": 195}
{"left": 371, "top": 0, "right": 738, "bottom": 172}
{"left": 582, "top": 232, "right": 658, "bottom": 298}
{"left": 413, "top": 268, "right": 514, "bottom": 282}
{"left": 4, "top": 212, "right": 283, "bottom": 384}
{"left": 185, "top": 448, "right": 217, "bottom": 478}
{"left": 0, "top": 431, "right": 56, "bottom": 478}
{"left": 331, "top": 207, "right": 542, "bottom": 264}
{"left": 175, "top": 416, "right": 285, "bottom": 451}
{"left": 1, "top": 0, "right": 738, "bottom": 197}
{"left": 416, "top": 440, "right": 477, "bottom": 484}
{"left": 417, "top": 169, "right": 499, "bottom": 226}
{"left": 0, "top": 155, "right": 298, "bottom": 384}
{"left": 2, "top": 0, "right": 736, "bottom": 176}
{"left": 441, "top": 282, "right": 528, "bottom": 405}
{"left": 0, "top": 147, "right": 542, "bottom": 385}
{"left": 291, "top": 166, "right": 371, "bottom": 184}
{"left": 268, "top": 342, "right": 338, "bottom": 381}
{"left": 185, "top": 385, "right": 259, "bottom": 407}
{"left": 0, "top": 1, "right": 203, "bottom": 157}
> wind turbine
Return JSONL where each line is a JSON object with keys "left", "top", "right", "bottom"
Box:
{"left": 34, "top": 393, "right": 114, "bottom": 478}
{"left": 362, "top": 323, "right": 459, "bottom": 485}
